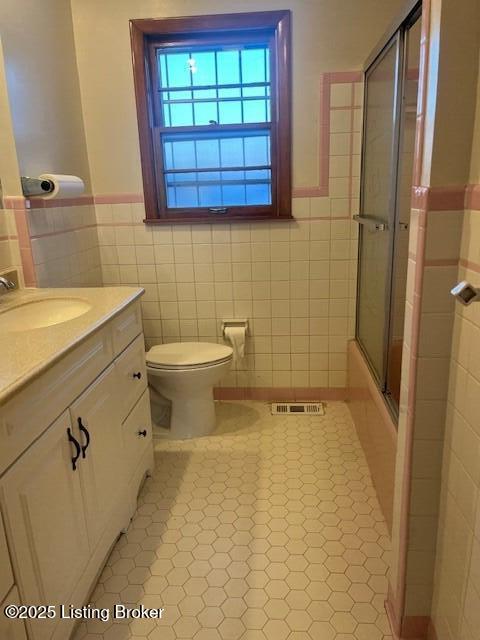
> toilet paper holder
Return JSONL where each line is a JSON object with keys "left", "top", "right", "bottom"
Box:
{"left": 20, "top": 176, "right": 55, "bottom": 197}
{"left": 222, "top": 318, "right": 249, "bottom": 338}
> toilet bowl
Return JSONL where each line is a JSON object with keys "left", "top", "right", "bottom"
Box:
{"left": 146, "top": 342, "right": 233, "bottom": 439}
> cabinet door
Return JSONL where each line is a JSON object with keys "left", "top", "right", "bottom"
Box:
{"left": 0, "top": 511, "right": 14, "bottom": 602}
{"left": 0, "top": 587, "right": 27, "bottom": 640}
{"left": 1, "top": 412, "right": 89, "bottom": 640}
{"left": 70, "top": 365, "right": 123, "bottom": 551}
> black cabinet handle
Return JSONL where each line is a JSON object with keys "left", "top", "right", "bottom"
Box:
{"left": 133, "top": 372, "right": 142, "bottom": 379}
{"left": 67, "top": 428, "right": 81, "bottom": 471}
{"left": 78, "top": 417, "right": 91, "bottom": 458}
{"left": 138, "top": 429, "right": 147, "bottom": 438}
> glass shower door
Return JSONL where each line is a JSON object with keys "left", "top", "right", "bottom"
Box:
{"left": 386, "top": 17, "right": 421, "bottom": 406}
{"left": 356, "top": 35, "right": 401, "bottom": 384}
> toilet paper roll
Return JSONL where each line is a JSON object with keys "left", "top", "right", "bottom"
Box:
{"left": 38, "top": 174, "right": 85, "bottom": 200}
{"left": 224, "top": 326, "right": 246, "bottom": 362}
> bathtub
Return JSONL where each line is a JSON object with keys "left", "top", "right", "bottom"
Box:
{"left": 346, "top": 340, "right": 397, "bottom": 533}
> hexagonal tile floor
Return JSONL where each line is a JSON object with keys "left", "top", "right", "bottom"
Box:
{"left": 74, "top": 401, "right": 392, "bottom": 640}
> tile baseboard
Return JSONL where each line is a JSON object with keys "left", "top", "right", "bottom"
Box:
{"left": 213, "top": 387, "right": 347, "bottom": 401}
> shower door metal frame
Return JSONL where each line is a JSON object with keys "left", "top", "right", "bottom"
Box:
{"left": 355, "top": 1, "right": 421, "bottom": 421}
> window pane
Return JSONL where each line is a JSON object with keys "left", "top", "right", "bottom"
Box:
{"left": 170, "top": 103, "right": 193, "bottom": 127}
{"left": 243, "top": 100, "right": 268, "bottom": 123}
{"left": 218, "top": 102, "right": 242, "bottom": 124}
{"left": 163, "top": 129, "right": 271, "bottom": 168}
{"left": 191, "top": 51, "right": 216, "bottom": 86}
{"left": 195, "top": 140, "right": 220, "bottom": 168}
{"left": 244, "top": 134, "right": 269, "bottom": 166}
{"left": 171, "top": 140, "right": 196, "bottom": 169}
{"left": 199, "top": 185, "right": 222, "bottom": 206}
{"left": 157, "top": 44, "right": 271, "bottom": 127}
{"left": 242, "top": 86, "right": 267, "bottom": 98}
{"left": 163, "top": 52, "right": 191, "bottom": 88}
{"left": 241, "top": 48, "right": 267, "bottom": 83}
{"left": 220, "top": 137, "right": 244, "bottom": 167}
{"left": 217, "top": 50, "right": 240, "bottom": 85}
{"left": 164, "top": 167, "right": 272, "bottom": 208}
{"left": 167, "top": 187, "right": 177, "bottom": 207}
{"left": 246, "top": 183, "right": 270, "bottom": 205}
{"left": 218, "top": 88, "right": 241, "bottom": 99}
{"left": 193, "top": 89, "right": 217, "bottom": 100}
{"left": 175, "top": 186, "right": 199, "bottom": 207}
{"left": 222, "top": 185, "right": 246, "bottom": 206}
{"left": 194, "top": 102, "right": 218, "bottom": 125}
{"left": 162, "top": 126, "right": 272, "bottom": 209}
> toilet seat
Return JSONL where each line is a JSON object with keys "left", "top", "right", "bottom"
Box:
{"left": 147, "top": 342, "right": 233, "bottom": 371}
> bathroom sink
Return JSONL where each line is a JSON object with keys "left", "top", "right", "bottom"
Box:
{"left": 0, "top": 298, "right": 92, "bottom": 331}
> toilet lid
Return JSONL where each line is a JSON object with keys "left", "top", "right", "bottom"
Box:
{"left": 147, "top": 342, "right": 233, "bottom": 369}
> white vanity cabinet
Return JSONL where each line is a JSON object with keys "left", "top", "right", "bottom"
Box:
{"left": 0, "top": 587, "right": 27, "bottom": 640}
{"left": 69, "top": 365, "right": 123, "bottom": 551}
{"left": 1, "top": 411, "right": 91, "bottom": 640}
{"left": 0, "top": 298, "right": 153, "bottom": 640}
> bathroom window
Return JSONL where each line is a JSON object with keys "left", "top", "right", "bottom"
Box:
{"left": 130, "top": 11, "right": 292, "bottom": 223}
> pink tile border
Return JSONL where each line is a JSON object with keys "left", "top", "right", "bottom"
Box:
{"left": 385, "top": 592, "right": 432, "bottom": 640}
{"left": 402, "top": 616, "right": 430, "bottom": 639}
{"left": 27, "top": 195, "right": 95, "bottom": 208}
{"left": 4, "top": 195, "right": 95, "bottom": 209}
{"left": 14, "top": 209, "right": 36, "bottom": 287}
{"left": 427, "top": 620, "right": 438, "bottom": 640}
{"left": 386, "top": 590, "right": 401, "bottom": 640}
{"left": 213, "top": 387, "right": 347, "bottom": 401}
{"left": 292, "top": 70, "right": 362, "bottom": 199}
{"left": 12, "top": 184, "right": 474, "bottom": 212}
{"left": 325, "top": 70, "right": 363, "bottom": 84}
{"left": 465, "top": 184, "right": 480, "bottom": 210}
{"left": 93, "top": 193, "right": 145, "bottom": 204}
{"left": 423, "top": 258, "right": 459, "bottom": 267}
{"left": 460, "top": 258, "right": 480, "bottom": 274}
{"left": 292, "top": 73, "right": 331, "bottom": 198}
{"left": 411, "top": 186, "right": 429, "bottom": 210}
{"left": 3, "top": 196, "right": 29, "bottom": 210}
{"left": 412, "top": 184, "right": 480, "bottom": 212}
{"left": 427, "top": 185, "right": 466, "bottom": 210}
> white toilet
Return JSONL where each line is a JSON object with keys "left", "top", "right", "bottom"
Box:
{"left": 146, "top": 342, "right": 233, "bottom": 439}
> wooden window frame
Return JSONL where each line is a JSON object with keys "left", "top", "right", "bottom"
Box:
{"left": 130, "top": 11, "right": 292, "bottom": 224}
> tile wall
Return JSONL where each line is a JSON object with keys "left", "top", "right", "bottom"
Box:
{"left": 25, "top": 202, "right": 102, "bottom": 287}
{"left": 429, "top": 200, "right": 480, "bottom": 639}
{"left": 0, "top": 208, "right": 20, "bottom": 275}
{"left": 96, "top": 78, "right": 363, "bottom": 393}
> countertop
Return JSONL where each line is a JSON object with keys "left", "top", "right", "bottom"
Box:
{"left": 0, "top": 286, "right": 144, "bottom": 405}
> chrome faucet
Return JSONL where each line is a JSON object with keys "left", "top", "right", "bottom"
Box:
{"left": 0, "top": 277, "right": 16, "bottom": 293}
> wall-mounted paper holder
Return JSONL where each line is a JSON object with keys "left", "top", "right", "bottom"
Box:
{"left": 221, "top": 318, "right": 249, "bottom": 338}
{"left": 20, "top": 176, "right": 55, "bottom": 197}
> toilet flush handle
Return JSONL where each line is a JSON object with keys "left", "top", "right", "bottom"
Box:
{"left": 133, "top": 371, "right": 142, "bottom": 379}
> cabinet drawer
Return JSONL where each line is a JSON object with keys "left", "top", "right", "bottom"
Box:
{"left": 111, "top": 301, "right": 143, "bottom": 356}
{"left": 123, "top": 390, "right": 152, "bottom": 477}
{"left": 115, "top": 335, "right": 147, "bottom": 419}
{"left": 0, "top": 326, "right": 113, "bottom": 475}
{"left": 0, "top": 511, "right": 14, "bottom": 603}
{"left": 0, "top": 587, "right": 27, "bottom": 640}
